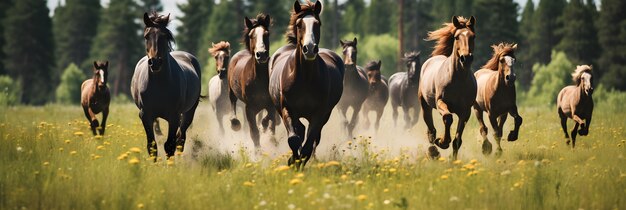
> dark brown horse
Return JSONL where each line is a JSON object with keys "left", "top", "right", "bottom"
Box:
{"left": 337, "top": 37, "right": 369, "bottom": 137}
{"left": 389, "top": 52, "right": 421, "bottom": 130}
{"left": 419, "top": 16, "right": 477, "bottom": 159}
{"left": 228, "top": 13, "right": 278, "bottom": 148}
{"left": 557, "top": 65, "right": 594, "bottom": 148}
{"left": 269, "top": 1, "right": 344, "bottom": 168}
{"left": 473, "top": 43, "right": 522, "bottom": 156}
{"left": 81, "top": 61, "right": 111, "bottom": 136}
{"left": 208, "top": 41, "right": 232, "bottom": 135}
{"left": 361, "top": 60, "right": 389, "bottom": 132}
{"left": 131, "top": 12, "right": 202, "bottom": 158}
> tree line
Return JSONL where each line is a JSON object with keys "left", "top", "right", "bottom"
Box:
{"left": 0, "top": 0, "right": 624, "bottom": 105}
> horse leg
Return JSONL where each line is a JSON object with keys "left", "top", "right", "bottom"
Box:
{"left": 570, "top": 122, "right": 579, "bottom": 148}
{"left": 139, "top": 110, "right": 157, "bottom": 159}
{"left": 488, "top": 114, "right": 502, "bottom": 155}
{"left": 229, "top": 89, "right": 241, "bottom": 131}
{"left": 164, "top": 116, "right": 180, "bottom": 158}
{"left": 99, "top": 107, "right": 109, "bottom": 135}
{"left": 301, "top": 113, "right": 331, "bottom": 168}
{"left": 495, "top": 114, "right": 507, "bottom": 157}
{"left": 420, "top": 96, "right": 439, "bottom": 159}
{"left": 452, "top": 112, "right": 470, "bottom": 160}
{"left": 392, "top": 105, "right": 399, "bottom": 127}
{"left": 281, "top": 108, "right": 305, "bottom": 168}
{"left": 558, "top": 108, "right": 569, "bottom": 141}
{"left": 402, "top": 105, "right": 412, "bottom": 130}
{"left": 153, "top": 119, "right": 163, "bottom": 136}
{"left": 244, "top": 106, "right": 261, "bottom": 148}
{"left": 374, "top": 108, "right": 383, "bottom": 132}
{"left": 83, "top": 106, "right": 98, "bottom": 136}
{"left": 435, "top": 99, "right": 453, "bottom": 149}
{"left": 348, "top": 105, "right": 362, "bottom": 137}
{"left": 176, "top": 100, "right": 199, "bottom": 153}
{"left": 411, "top": 104, "right": 421, "bottom": 127}
{"left": 580, "top": 114, "right": 591, "bottom": 136}
{"left": 473, "top": 105, "right": 491, "bottom": 155}
{"left": 361, "top": 105, "right": 371, "bottom": 130}
{"left": 507, "top": 106, "right": 523, "bottom": 141}
{"left": 216, "top": 108, "right": 225, "bottom": 135}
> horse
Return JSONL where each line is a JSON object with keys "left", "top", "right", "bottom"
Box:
{"left": 269, "top": 0, "right": 344, "bottom": 168}
{"left": 389, "top": 52, "right": 422, "bottom": 130}
{"left": 131, "top": 12, "right": 202, "bottom": 158}
{"left": 557, "top": 65, "right": 594, "bottom": 148}
{"left": 473, "top": 43, "right": 522, "bottom": 156}
{"left": 418, "top": 16, "right": 477, "bottom": 159}
{"left": 227, "top": 13, "right": 279, "bottom": 148}
{"left": 337, "top": 37, "right": 369, "bottom": 137}
{"left": 81, "top": 61, "right": 111, "bottom": 136}
{"left": 207, "top": 41, "right": 233, "bottom": 135}
{"left": 361, "top": 60, "right": 389, "bottom": 132}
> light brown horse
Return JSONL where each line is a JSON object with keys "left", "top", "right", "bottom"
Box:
{"left": 208, "top": 41, "right": 232, "bottom": 135}
{"left": 473, "top": 43, "right": 522, "bottom": 156}
{"left": 228, "top": 13, "right": 278, "bottom": 148}
{"left": 337, "top": 37, "right": 369, "bottom": 137}
{"left": 81, "top": 61, "right": 111, "bottom": 136}
{"left": 269, "top": 1, "right": 344, "bottom": 169}
{"left": 557, "top": 65, "right": 594, "bottom": 148}
{"left": 361, "top": 60, "right": 389, "bottom": 132}
{"left": 419, "top": 16, "right": 477, "bottom": 159}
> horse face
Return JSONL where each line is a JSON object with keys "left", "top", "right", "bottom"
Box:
{"left": 295, "top": 1, "right": 322, "bottom": 61}
{"left": 340, "top": 38, "right": 357, "bottom": 65}
{"left": 453, "top": 16, "right": 476, "bottom": 68}
{"left": 581, "top": 72, "right": 594, "bottom": 95}
{"left": 367, "top": 69, "right": 382, "bottom": 88}
{"left": 143, "top": 13, "right": 170, "bottom": 73}
{"left": 93, "top": 61, "right": 108, "bottom": 89}
{"left": 501, "top": 55, "right": 516, "bottom": 86}
{"left": 245, "top": 17, "right": 270, "bottom": 64}
{"left": 215, "top": 50, "right": 230, "bottom": 79}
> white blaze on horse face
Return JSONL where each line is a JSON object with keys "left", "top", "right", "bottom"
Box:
{"left": 504, "top": 56, "right": 515, "bottom": 73}
{"left": 582, "top": 72, "right": 593, "bottom": 94}
{"left": 302, "top": 15, "right": 316, "bottom": 50}
{"left": 98, "top": 70, "right": 105, "bottom": 84}
{"left": 253, "top": 27, "right": 267, "bottom": 54}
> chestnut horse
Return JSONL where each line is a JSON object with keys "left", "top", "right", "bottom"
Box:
{"left": 389, "top": 52, "right": 422, "bottom": 130}
{"left": 269, "top": 1, "right": 344, "bottom": 168}
{"left": 81, "top": 61, "right": 111, "bottom": 136}
{"left": 131, "top": 12, "right": 202, "bottom": 158}
{"left": 473, "top": 43, "right": 522, "bottom": 156}
{"left": 557, "top": 65, "right": 594, "bottom": 148}
{"left": 419, "top": 16, "right": 477, "bottom": 159}
{"left": 361, "top": 60, "right": 389, "bottom": 132}
{"left": 337, "top": 37, "right": 369, "bottom": 137}
{"left": 228, "top": 13, "right": 278, "bottom": 148}
{"left": 208, "top": 41, "right": 233, "bottom": 135}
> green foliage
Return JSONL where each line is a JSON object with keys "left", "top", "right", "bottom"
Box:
{"left": 0, "top": 75, "right": 20, "bottom": 106}
{"left": 341, "top": 0, "right": 366, "bottom": 37}
{"left": 529, "top": 0, "right": 566, "bottom": 65}
{"left": 517, "top": 0, "right": 535, "bottom": 90}
{"left": 176, "top": 0, "right": 214, "bottom": 54}
{"left": 197, "top": 0, "right": 245, "bottom": 68}
{"left": 139, "top": 0, "right": 162, "bottom": 12}
{"left": 555, "top": 0, "right": 600, "bottom": 66}
{"left": 0, "top": 0, "right": 13, "bottom": 75}
{"left": 364, "top": 0, "right": 393, "bottom": 35}
{"left": 55, "top": 63, "right": 86, "bottom": 105}
{"left": 2, "top": 0, "right": 54, "bottom": 105}
{"left": 592, "top": 85, "right": 626, "bottom": 111}
{"left": 472, "top": 0, "right": 520, "bottom": 69}
{"left": 597, "top": 0, "right": 626, "bottom": 90}
{"left": 525, "top": 51, "right": 573, "bottom": 106}
{"left": 111, "top": 93, "right": 131, "bottom": 104}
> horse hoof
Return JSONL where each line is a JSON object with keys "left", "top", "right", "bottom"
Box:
{"left": 261, "top": 119, "right": 269, "bottom": 130}
{"left": 230, "top": 119, "right": 241, "bottom": 131}
{"left": 427, "top": 146, "right": 440, "bottom": 159}
{"left": 578, "top": 129, "right": 588, "bottom": 136}
{"left": 434, "top": 138, "right": 450, "bottom": 149}
{"left": 566, "top": 139, "right": 571, "bottom": 145}
{"left": 495, "top": 148, "right": 503, "bottom": 157}
{"left": 507, "top": 131, "right": 519, "bottom": 142}
{"left": 482, "top": 141, "right": 492, "bottom": 155}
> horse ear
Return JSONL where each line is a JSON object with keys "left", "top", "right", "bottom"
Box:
{"left": 378, "top": 60, "right": 382, "bottom": 67}
{"left": 244, "top": 17, "right": 253, "bottom": 29}
{"left": 164, "top": 13, "right": 170, "bottom": 23}
{"left": 339, "top": 40, "right": 345, "bottom": 47}
{"left": 314, "top": 0, "right": 322, "bottom": 15}
{"left": 404, "top": 52, "right": 410, "bottom": 58}
{"left": 293, "top": 1, "right": 302, "bottom": 14}
{"left": 104, "top": 61, "right": 109, "bottom": 68}
{"left": 468, "top": 16, "right": 476, "bottom": 31}
{"left": 264, "top": 15, "right": 271, "bottom": 26}
{"left": 93, "top": 61, "right": 98, "bottom": 69}
{"left": 143, "top": 12, "right": 152, "bottom": 27}
{"left": 512, "top": 44, "right": 518, "bottom": 50}
{"left": 452, "top": 16, "right": 462, "bottom": 29}
{"left": 353, "top": 37, "right": 357, "bottom": 46}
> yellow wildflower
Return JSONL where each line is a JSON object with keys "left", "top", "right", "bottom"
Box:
{"left": 440, "top": 175, "right": 449, "bottom": 180}
{"left": 69, "top": 151, "right": 77, "bottom": 155}
{"left": 129, "top": 147, "right": 142, "bottom": 153}
{"left": 73, "top": 132, "right": 84, "bottom": 137}
{"left": 357, "top": 194, "right": 367, "bottom": 201}
{"left": 243, "top": 181, "right": 255, "bottom": 187}
{"left": 274, "top": 165, "right": 291, "bottom": 172}
{"left": 289, "top": 178, "right": 303, "bottom": 185}
{"left": 325, "top": 161, "right": 341, "bottom": 167}
{"left": 128, "top": 157, "right": 140, "bottom": 165}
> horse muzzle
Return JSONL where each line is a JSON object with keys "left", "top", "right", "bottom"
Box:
{"left": 218, "top": 69, "right": 227, "bottom": 79}
{"left": 302, "top": 44, "right": 318, "bottom": 61}
{"left": 459, "top": 54, "right": 473, "bottom": 65}
{"left": 255, "top": 51, "right": 269, "bottom": 64}
{"left": 505, "top": 74, "right": 516, "bottom": 85}
{"left": 148, "top": 57, "right": 162, "bottom": 72}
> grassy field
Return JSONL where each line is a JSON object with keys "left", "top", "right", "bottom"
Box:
{"left": 0, "top": 102, "right": 624, "bottom": 210}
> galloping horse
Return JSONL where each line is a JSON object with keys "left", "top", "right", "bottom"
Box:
{"left": 473, "top": 43, "right": 522, "bottom": 156}
{"left": 269, "top": 0, "right": 344, "bottom": 168}
{"left": 361, "top": 60, "right": 389, "bottom": 132}
{"left": 228, "top": 13, "right": 278, "bottom": 147}
{"left": 557, "top": 65, "right": 594, "bottom": 148}
{"left": 131, "top": 12, "right": 202, "bottom": 158}
{"left": 81, "top": 61, "right": 110, "bottom": 136}
{"left": 419, "top": 16, "right": 477, "bottom": 159}
{"left": 208, "top": 41, "right": 232, "bottom": 135}
{"left": 389, "top": 52, "right": 422, "bottom": 129}
{"left": 337, "top": 37, "right": 369, "bottom": 137}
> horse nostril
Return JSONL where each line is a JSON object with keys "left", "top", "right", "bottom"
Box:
{"left": 148, "top": 59, "right": 153, "bottom": 66}
{"left": 460, "top": 55, "right": 466, "bottom": 63}
{"left": 505, "top": 75, "right": 510, "bottom": 81}
{"left": 313, "top": 45, "right": 319, "bottom": 53}
{"left": 303, "top": 46, "right": 309, "bottom": 54}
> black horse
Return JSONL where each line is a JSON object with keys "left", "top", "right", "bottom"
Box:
{"left": 388, "top": 52, "right": 421, "bottom": 130}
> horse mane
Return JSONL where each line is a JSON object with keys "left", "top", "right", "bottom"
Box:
{"left": 482, "top": 43, "right": 517, "bottom": 71}
{"left": 146, "top": 12, "right": 175, "bottom": 51}
{"left": 425, "top": 16, "right": 470, "bottom": 56}
{"left": 403, "top": 51, "right": 420, "bottom": 62}
{"left": 286, "top": 1, "right": 320, "bottom": 45}
{"left": 572, "top": 65, "right": 593, "bottom": 86}
{"left": 243, "top": 13, "right": 271, "bottom": 52}
{"left": 364, "top": 61, "right": 381, "bottom": 71}
{"left": 209, "top": 41, "right": 230, "bottom": 57}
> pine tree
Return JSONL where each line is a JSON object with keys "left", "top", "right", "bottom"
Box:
{"left": 320, "top": 0, "right": 340, "bottom": 48}
{"left": 53, "top": 0, "right": 101, "bottom": 78}
{"left": 555, "top": 0, "right": 600, "bottom": 67}
{"left": 342, "top": 0, "right": 366, "bottom": 37}
{"left": 0, "top": 0, "right": 13, "bottom": 75}
{"left": 517, "top": 0, "right": 535, "bottom": 89}
{"left": 530, "top": 0, "right": 566, "bottom": 65}
{"left": 597, "top": 0, "right": 626, "bottom": 90}
{"left": 472, "top": 0, "right": 520, "bottom": 69}
{"left": 2, "top": 0, "right": 54, "bottom": 104}
{"left": 176, "top": 0, "right": 214, "bottom": 54}
{"left": 140, "top": 0, "right": 162, "bottom": 12}
{"left": 250, "top": 0, "right": 290, "bottom": 42}
{"left": 89, "top": 0, "right": 143, "bottom": 96}
{"left": 364, "top": 0, "right": 393, "bottom": 35}
{"left": 197, "top": 0, "right": 245, "bottom": 68}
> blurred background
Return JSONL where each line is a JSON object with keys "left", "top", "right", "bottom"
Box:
{"left": 0, "top": 0, "right": 623, "bottom": 106}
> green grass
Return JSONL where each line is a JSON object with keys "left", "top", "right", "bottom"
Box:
{"left": 0, "top": 103, "right": 624, "bottom": 209}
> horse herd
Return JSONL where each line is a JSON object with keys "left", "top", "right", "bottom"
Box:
{"left": 79, "top": 1, "right": 595, "bottom": 169}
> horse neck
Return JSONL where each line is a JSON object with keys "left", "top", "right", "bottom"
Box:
{"left": 448, "top": 44, "right": 472, "bottom": 79}
{"left": 294, "top": 45, "right": 320, "bottom": 79}
{"left": 345, "top": 65, "right": 360, "bottom": 78}
{"left": 254, "top": 59, "right": 269, "bottom": 79}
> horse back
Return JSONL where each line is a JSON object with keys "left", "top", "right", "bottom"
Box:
{"left": 171, "top": 51, "right": 202, "bottom": 108}
{"left": 318, "top": 48, "right": 345, "bottom": 106}
{"left": 419, "top": 55, "right": 447, "bottom": 106}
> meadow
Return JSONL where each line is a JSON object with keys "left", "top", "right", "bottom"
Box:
{"left": 0, "top": 101, "right": 624, "bottom": 210}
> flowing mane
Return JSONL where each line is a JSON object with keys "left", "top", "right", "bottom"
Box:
{"left": 209, "top": 41, "right": 230, "bottom": 56}
{"left": 285, "top": 1, "right": 320, "bottom": 45}
{"left": 243, "top": 13, "right": 271, "bottom": 52}
{"left": 145, "top": 12, "right": 175, "bottom": 50}
{"left": 482, "top": 43, "right": 517, "bottom": 71}
{"left": 425, "top": 16, "right": 470, "bottom": 57}
{"left": 572, "top": 65, "right": 593, "bottom": 86}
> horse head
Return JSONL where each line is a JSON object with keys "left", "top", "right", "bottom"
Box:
{"left": 452, "top": 16, "right": 476, "bottom": 69}
{"left": 209, "top": 42, "right": 231, "bottom": 79}
{"left": 574, "top": 65, "right": 594, "bottom": 96}
{"left": 244, "top": 14, "right": 271, "bottom": 64}
{"left": 293, "top": 0, "right": 322, "bottom": 61}
{"left": 143, "top": 12, "right": 174, "bottom": 73}
{"left": 365, "top": 60, "right": 382, "bottom": 91}
{"left": 92, "top": 61, "right": 108, "bottom": 90}
{"left": 340, "top": 37, "right": 358, "bottom": 66}
{"left": 499, "top": 43, "right": 517, "bottom": 86}
{"left": 403, "top": 51, "right": 421, "bottom": 81}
